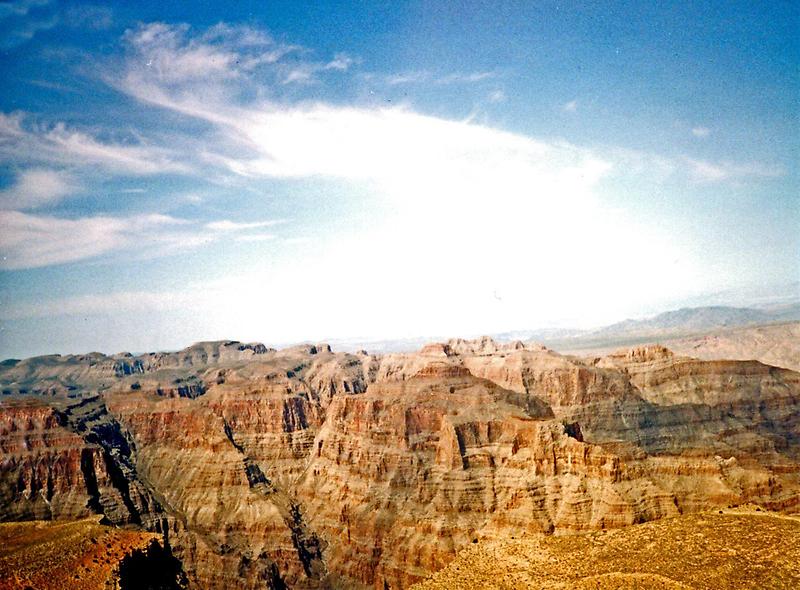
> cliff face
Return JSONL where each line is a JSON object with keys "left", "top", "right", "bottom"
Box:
{"left": 293, "top": 368, "right": 676, "bottom": 588}
{"left": 456, "top": 344, "right": 800, "bottom": 513}
{"left": 0, "top": 397, "right": 158, "bottom": 525}
{"left": 0, "top": 401, "right": 104, "bottom": 521}
{"left": 1, "top": 337, "right": 799, "bottom": 589}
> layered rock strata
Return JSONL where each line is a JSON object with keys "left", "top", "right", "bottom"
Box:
{"left": 1, "top": 337, "right": 799, "bottom": 589}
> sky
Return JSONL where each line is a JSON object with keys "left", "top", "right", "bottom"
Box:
{"left": 0, "top": 0, "right": 798, "bottom": 358}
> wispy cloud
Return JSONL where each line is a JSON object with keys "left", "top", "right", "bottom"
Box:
{"left": 124, "top": 22, "right": 250, "bottom": 84}
{"left": 183, "top": 193, "right": 203, "bottom": 203}
{"left": 0, "top": 168, "right": 77, "bottom": 209}
{"left": 25, "top": 78, "right": 78, "bottom": 93}
{"left": 119, "top": 21, "right": 349, "bottom": 94}
{"left": 205, "top": 219, "right": 284, "bottom": 231}
{"left": 0, "top": 210, "right": 193, "bottom": 269}
{"left": 325, "top": 52, "right": 354, "bottom": 71}
{"left": 488, "top": 89, "right": 506, "bottom": 103}
{"left": 562, "top": 99, "right": 578, "bottom": 112}
{"left": 108, "top": 22, "right": 786, "bottom": 207}
{"left": 282, "top": 65, "right": 320, "bottom": 84}
{"left": 2, "top": 21, "right": 773, "bottom": 281}
{"left": 0, "top": 207, "right": 287, "bottom": 270}
{"left": 234, "top": 233, "right": 276, "bottom": 242}
{"left": 384, "top": 71, "right": 428, "bottom": 85}
{"left": 687, "top": 158, "right": 784, "bottom": 183}
{"left": 0, "top": 0, "right": 50, "bottom": 18}
{"left": 282, "top": 52, "right": 355, "bottom": 84}
{"left": 0, "top": 2, "right": 112, "bottom": 50}
{"left": 0, "top": 288, "right": 202, "bottom": 320}
{"left": 0, "top": 0, "right": 58, "bottom": 49}
{"left": 691, "top": 126, "right": 711, "bottom": 138}
{"left": 63, "top": 4, "right": 112, "bottom": 30}
{"left": 436, "top": 71, "right": 494, "bottom": 84}
{"left": 0, "top": 111, "right": 190, "bottom": 175}
{"left": 381, "top": 70, "right": 494, "bottom": 86}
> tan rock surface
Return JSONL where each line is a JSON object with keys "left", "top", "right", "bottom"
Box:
{"left": 0, "top": 517, "right": 167, "bottom": 590}
{"left": 410, "top": 509, "right": 800, "bottom": 590}
{"left": 665, "top": 321, "right": 800, "bottom": 372}
{"left": 554, "top": 321, "right": 800, "bottom": 372}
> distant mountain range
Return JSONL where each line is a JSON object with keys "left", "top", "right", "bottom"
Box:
{"left": 587, "top": 304, "right": 799, "bottom": 338}
{"left": 501, "top": 304, "right": 800, "bottom": 351}
{"left": 330, "top": 303, "right": 800, "bottom": 354}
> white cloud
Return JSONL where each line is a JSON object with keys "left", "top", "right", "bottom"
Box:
{"left": 201, "top": 22, "right": 278, "bottom": 48}
{"left": 283, "top": 65, "right": 316, "bottom": 84}
{"left": 26, "top": 78, "right": 77, "bottom": 93}
{"left": 9, "top": 20, "right": 778, "bottom": 338}
{"left": 0, "top": 210, "right": 194, "bottom": 269}
{"left": 282, "top": 53, "right": 355, "bottom": 84}
{"left": 378, "top": 70, "right": 493, "bottom": 87}
{"left": 120, "top": 21, "right": 341, "bottom": 91}
{"left": 0, "top": 0, "right": 58, "bottom": 49}
{"left": 0, "top": 168, "right": 77, "bottom": 209}
{"left": 384, "top": 71, "right": 427, "bottom": 85}
{"left": 124, "top": 22, "right": 242, "bottom": 84}
{"left": 562, "top": 99, "right": 578, "bottom": 112}
{"left": 0, "top": 0, "right": 50, "bottom": 18}
{"left": 0, "top": 111, "right": 189, "bottom": 175}
{"left": 283, "top": 237, "right": 310, "bottom": 245}
{"left": 235, "top": 233, "right": 275, "bottom": 242}
{"left": 687, "top": 158, "right": 784, "bottom": 183}
{"left": 488, "top": 89, "right": 506, "bottom": 103}
{"left": 105, "top": 44, "right": 704, "bottom": 333}
{"left": 107, "top": 22, "right": 784, "bottom": 334}
{"left": 0, "top": 289, "right": 200, "bottom": 320}
{"left": 691, "top": 126, "right": 711, "bottom": 138}
{"left": 0, "top": 206, "right": 289, "bottom": 269}
{"left": 205, "top": 219, "right": 284, "bottom": 231}
{"left": 325, "top": 53, "right": 354, "bottom": 71}
{"left": 437, "top": 71, "right": 494, "bottom": 84}
{"left": 687, "top": 158, "right": 727, "bottom": 182}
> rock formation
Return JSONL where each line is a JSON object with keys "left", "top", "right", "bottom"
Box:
{"left": 1, "top": 337, "right": 799, "bottom": 588}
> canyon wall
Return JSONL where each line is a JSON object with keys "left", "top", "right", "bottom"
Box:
{"left": 1, "top": 338, "right": 799, "bottom": 588}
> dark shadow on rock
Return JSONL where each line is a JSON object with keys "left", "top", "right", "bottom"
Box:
{"left": 117, "top": 538, "right": 188, "bottom": 590}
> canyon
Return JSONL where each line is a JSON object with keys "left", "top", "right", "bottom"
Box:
{"left": 1, "top": 336, "right": 799, "bottom": 588}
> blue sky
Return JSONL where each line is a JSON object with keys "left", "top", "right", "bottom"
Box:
{"left": 0, "top": 0, "right": 797, "bottom": 357}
